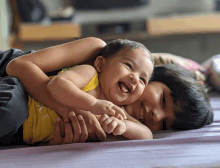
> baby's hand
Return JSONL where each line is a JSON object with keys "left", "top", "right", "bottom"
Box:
{"left": 99, "top": 114, "right": 127, "bottom": 136}
{"left": 90, "top": 99, "right": 127, "bottom": 120}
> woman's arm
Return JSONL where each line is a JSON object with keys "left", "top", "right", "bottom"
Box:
{"left": 6, "top": 37, "right": 106, "bottom": 119}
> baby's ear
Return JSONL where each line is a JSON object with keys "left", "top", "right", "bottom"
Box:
{"left": 94, "top": 56, "right": 105, "bottom": 72}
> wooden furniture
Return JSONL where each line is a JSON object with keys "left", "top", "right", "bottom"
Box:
{"left": 9, "top": 0, "right": 81, "bottom": 50}
{"left": 9, "top": 0, "right": 23, "bottom": 49}
{"left": 147, "top": 13, "right": 220, "bottom": 37}
{"left": 96, "top": 13, "right": 220, "bottom": 41}
{"left": 19, "top": 23, "right": 81, "bottom": 42}
{"left": 8, "top": 0, "right": 220, "bottom": 50}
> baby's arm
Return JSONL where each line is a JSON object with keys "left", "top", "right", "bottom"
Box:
{"left": 47, "top": 65, "right": 126, "bottom": 119}
{"left": 47, "top": 65, "right": 98, "bottom": 111}
{"left": 6, "top": 37, "right": 106, "bottom": 119}
{"left": 123, "top": 107, "right": 153, "bottom": 139}
{"left": 99, "top": 114, "right": 153, "bottom": 140}
{"left": 123, "top": 120, "right": 153, "bottom": 140}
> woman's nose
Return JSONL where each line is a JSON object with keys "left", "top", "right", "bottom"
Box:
{"left": 151, "top": 109, "right": 164, "bottom": 123}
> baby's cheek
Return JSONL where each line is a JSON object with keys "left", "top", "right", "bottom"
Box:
{"left": 136, "top": 86, "right": 145, "bottom": 99}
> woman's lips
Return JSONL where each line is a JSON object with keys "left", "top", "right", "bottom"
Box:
{"left": 139, "top": 105, "right": 144, "bottom": 122}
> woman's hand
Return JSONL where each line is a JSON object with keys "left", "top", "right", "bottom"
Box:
{"left": 48, "top": 111, "right": 88, "bottom": 145}
{"left": 73, "top": 109, "right": 106, "bottom": 142}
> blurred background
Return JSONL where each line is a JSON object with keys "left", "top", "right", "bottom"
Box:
{"left": 1, "top": 0, "right": 220, "bottom": 63}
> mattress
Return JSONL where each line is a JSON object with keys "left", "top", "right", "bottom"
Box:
{"left": 0, "top": 92, "right": 220, "bottom": 168}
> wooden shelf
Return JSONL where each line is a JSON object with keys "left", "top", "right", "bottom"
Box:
{"left": 97, "top": 14, "right": 220, "bottom": 40}
{"left": 13, "top": 13, "right": 220, "bottom": 50}
{"left": 147, "top": 13, "right": 220, "bottom": 37}
{"left": 19, "top": 22, "right": 81, "bottom": 42}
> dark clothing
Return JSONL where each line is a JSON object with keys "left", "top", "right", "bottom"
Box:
{"left": 0, "top": 49, "right": 31, "bottom": 145}
{"left": 0, "top": 76, "right": 28, "bottom": 145}
{"left": 0, "top": 49, "right": 35, "bottom": 77}
{"left": 0, "top": 125, "right": 24, "bottom": 146}
{"left": 0, "top": 48, "right": 60, "bottom": 145}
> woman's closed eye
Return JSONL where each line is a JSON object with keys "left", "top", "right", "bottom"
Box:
{"left": 162, "top": 120, "right": 167, "bottom": 130}
{"left": 162, "top": 92, "right": 166, "bottom": 108}
{"left": 161, "top": 92, "right": 167, "bottom": 130}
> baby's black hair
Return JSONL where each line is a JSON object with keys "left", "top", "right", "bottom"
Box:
{"left": 98, "top": 39, "right": 154, "bottom": 65}
{"left": 150, "top": 64, "right": 213, "bottom": 130}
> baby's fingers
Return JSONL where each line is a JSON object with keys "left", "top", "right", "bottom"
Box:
{"left": 112, "top": 106, "right": 127, "bottom": 120}
{"left": 105, "top": 108, "right": 115, "bottom": 116}
{"left": 114, "top": 113, "right": 121, "bottom": 119}
{"left": 105, "top": 120, "right": 117, "bottom": 134}
{"left": 101, "top": 118, "right": 115, "bottom": 134}
{"left": 113, "top": 125, "right": 126, "bottom": 136}
{"left": 99, "top": 114, "right": 109, "bottom": 124}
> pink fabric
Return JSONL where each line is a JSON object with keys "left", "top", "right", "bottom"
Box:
{"left": 180, "top": 59, "right": 205, "bottom": 72}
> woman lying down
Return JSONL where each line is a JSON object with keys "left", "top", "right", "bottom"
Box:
{"left": 0, "top": 64, "right": 213, "bottom": 145}
{"left": 0, "top": 37, "right": 213, "bottom": 145}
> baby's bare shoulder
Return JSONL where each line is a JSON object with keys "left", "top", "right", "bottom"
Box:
{"left": 71, "top": 64, "right": 97, "bottom": 78}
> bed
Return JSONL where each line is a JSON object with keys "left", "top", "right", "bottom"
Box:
{"left": 1, "top": 50, "right": 220, "bottom": 167}
{"left": 0, "top": 91, "right": 219, "bottom": 168}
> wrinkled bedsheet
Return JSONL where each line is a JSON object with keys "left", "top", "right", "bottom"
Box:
{"left": 0, "top": 93, "right": 220, "bottom": 168}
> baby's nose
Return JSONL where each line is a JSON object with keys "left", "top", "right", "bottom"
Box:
{"left": 129, "top": 74, "right": 138, "bottom": 85}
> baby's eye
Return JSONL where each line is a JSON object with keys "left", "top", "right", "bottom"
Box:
{"left": 125, "top": 63, "right": 132, "bottom": 70}
{"left": 140, "top": 78, "right": 146, "bottom": 85}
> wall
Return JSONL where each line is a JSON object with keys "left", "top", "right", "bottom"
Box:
{"left": 0, "top": 0, "right": 9, "bottom": 50}
{"left": 22, "top": 0, "right": 218, "bottom": 64}
{"left": 140, "top": 33, "right": 220, "bottom": 64}
{"left": 40, "top": 0, "right": 214, "bottom": 24}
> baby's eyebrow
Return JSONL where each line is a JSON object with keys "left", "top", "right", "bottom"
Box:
{"left": 122, "top": 57, "right": 135, "bottom": 65}
{"left": 122, "top": 57, "right": 149, "bottom": 80}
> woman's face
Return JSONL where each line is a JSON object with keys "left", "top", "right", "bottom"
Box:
{"left": 124, "top": 81, "right": 176, "bottom": 131}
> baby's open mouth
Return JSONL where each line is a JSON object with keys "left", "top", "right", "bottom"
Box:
{"left": 118, "top": 82, "right": 130, "bottom": 93}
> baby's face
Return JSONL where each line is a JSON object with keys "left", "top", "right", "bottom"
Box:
{"left": 99, "top": 48, "right": 153, "bottom": 105}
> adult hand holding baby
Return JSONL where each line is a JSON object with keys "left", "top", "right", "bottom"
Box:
{"left": 48, "top": 112, "right": 88, "bottom": 145}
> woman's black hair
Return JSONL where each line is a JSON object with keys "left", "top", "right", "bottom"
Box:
{"left": 98, "top": 39, "right": 154, "bottom": 65}
{"left": 150, "top": 64, "right": 213, "bottom": 130}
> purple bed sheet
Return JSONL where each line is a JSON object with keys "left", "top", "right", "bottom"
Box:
{"left": 0, "top": 93, "right": 220, "bottom": 168}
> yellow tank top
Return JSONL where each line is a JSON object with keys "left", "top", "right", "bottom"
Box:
{"left": 23, "top": 73, "right": 99, "bottom": 144}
